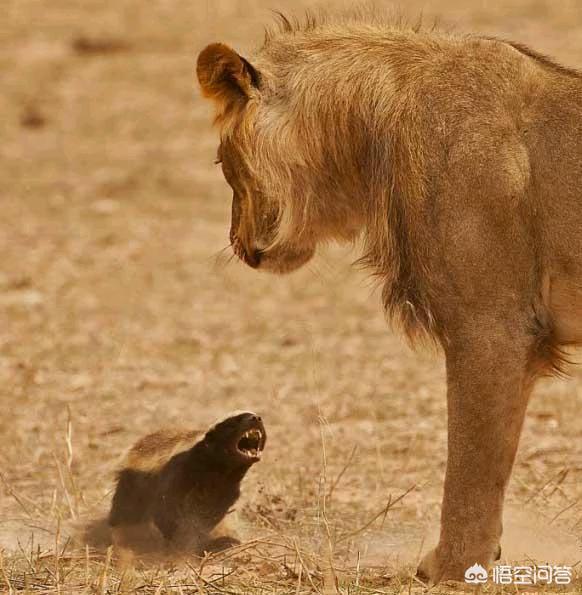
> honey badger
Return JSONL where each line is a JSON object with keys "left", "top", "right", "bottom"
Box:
{"left": 108, "top": 412, "right": 266, "bottom": 555}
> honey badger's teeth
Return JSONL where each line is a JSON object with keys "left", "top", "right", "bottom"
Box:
{"left": 237, "top": 428, "right": 263, "bottom": 456}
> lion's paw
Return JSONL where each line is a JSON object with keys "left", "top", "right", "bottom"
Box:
{"left": 416, "top": 544, "right": 501, "bottom": 585}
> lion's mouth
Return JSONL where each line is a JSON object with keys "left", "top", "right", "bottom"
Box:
{"left": 236, "top": 427, "right": 264, "bottom": 460}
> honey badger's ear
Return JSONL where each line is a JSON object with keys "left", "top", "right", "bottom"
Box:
{"left": 197, "top": 43, "right": 260, "bottom": 115}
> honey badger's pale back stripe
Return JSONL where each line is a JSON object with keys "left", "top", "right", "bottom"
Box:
{"left": 124, "top": 428, "right": 202, "bottom": 473}
{"left": 206, "top": 410, "right": 258, "bottom": 430}
{"left": 122, "top": 412, "right": 259, "bottom": 473}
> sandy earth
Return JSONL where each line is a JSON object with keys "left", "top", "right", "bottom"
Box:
{"left": 1, "top": 0, "right": 581, "bottom": 592}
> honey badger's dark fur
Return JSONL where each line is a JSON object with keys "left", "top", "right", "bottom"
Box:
{"left": 108, "top": 412, "right": 266, "bottom": 555}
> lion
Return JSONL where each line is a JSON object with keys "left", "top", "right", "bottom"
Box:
{"left": 196, "top": 7, "right": 582, "bottom": 584}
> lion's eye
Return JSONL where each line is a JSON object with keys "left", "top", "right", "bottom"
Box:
{"left": 215, "top": 145, "right": 223, "bottom": 165}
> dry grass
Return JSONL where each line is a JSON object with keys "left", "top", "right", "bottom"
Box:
{"left": 1, "top": 0, "right": 582, "bottom": 592}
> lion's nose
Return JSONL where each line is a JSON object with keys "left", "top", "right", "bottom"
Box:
{"left": 231, "top": 236, "right": 262, "bottom": 268}
{"left": 246, "top": 248, "right": 262, "bottom": 268}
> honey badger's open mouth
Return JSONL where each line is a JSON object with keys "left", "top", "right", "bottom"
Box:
{"left": 236, "top": 427, "right": 264, "bottom": 460}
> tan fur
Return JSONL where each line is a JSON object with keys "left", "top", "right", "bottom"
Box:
{"left": 197, "top": 8, "right": 582, "bottom": 584}
{"left": 124, "top": 410, "right": 258, "bottom": 472}
{"left": 124, "top": 428, "right": 202, "bottom": 473}
{"left": 197, "top": 43, "right": 260, "bottom": 128}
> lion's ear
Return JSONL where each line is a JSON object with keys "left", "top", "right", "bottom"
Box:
{"left": 197, "top": 43, "right": 260, "bottom": 118}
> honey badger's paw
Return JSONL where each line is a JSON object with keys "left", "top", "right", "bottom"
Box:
{"left": 202, "top": 535, "right": 241, "bottom": 554}
{"left": 416, "top": 543, "right": 501, "bottom": 585}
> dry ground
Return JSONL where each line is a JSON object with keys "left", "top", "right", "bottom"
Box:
{"left": 1, "top": 0, "right": 582, "bottom": 593}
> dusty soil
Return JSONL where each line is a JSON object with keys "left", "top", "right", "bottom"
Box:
{"left": 1, "top": 0, "right": 581, "bottom": 593}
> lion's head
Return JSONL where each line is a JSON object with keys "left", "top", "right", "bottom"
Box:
{"left": 196, "top": 41, "right": 365, "bottom": 274}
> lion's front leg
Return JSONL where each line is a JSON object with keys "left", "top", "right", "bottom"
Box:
{"left": 418, "top": 321, "right": 536, "bottom": 583}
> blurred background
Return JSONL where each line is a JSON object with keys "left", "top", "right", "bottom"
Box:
{"left": 1, "top": 0, "right": 581, "bottom": 591}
